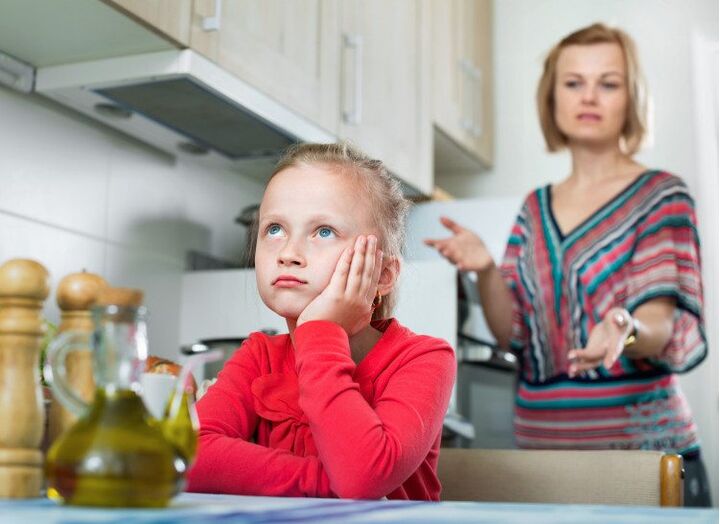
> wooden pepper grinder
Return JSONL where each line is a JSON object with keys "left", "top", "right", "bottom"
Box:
{"left": 0, "top": 259, "right": 50, "bottom": 498}
{"left": 47, "top": 271, "right": 108, "bottom": 444}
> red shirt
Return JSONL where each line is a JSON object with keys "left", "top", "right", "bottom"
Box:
{"left": 186, "top": 318, "right": 455, "bottom": 500}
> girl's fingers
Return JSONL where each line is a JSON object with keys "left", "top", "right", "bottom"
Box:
{"left": 360, "top": 235, "right": 377, "bottom": 292}
{"left": 367, "top": 249, "right": 383, "bottom": 304}
{"left": 328, "top": 246, "right": 354, "bottom": 291}
{"left": 346, "top": 235, "right": 367, "bottom": 293}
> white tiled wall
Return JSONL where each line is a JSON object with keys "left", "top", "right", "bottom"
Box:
{"left": 0, "top": 86, "right": 265, "bottom": 360}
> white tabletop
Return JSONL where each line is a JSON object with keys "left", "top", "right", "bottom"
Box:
{"left": 1, "top": 492, "right": 717, "bottom": 523}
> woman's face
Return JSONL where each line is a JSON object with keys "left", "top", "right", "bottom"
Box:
{"left": 254, "top": 164, "right": 380, "bottom": 320}
{"left": 553, "top": 42, "right": 629, "bottom": 148}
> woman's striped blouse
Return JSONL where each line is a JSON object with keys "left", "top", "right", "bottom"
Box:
{"left": 500, "top": 171, "right": 707, "bottom": 455}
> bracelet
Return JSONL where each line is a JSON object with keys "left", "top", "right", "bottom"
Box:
{"left": 613, "top": 309, "right": 638, "bottom": 348}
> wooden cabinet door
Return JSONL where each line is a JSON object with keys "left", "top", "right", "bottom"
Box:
{"left": 465, "top": 0, "right": 493, "bottom": 165}
{"left": 337, "top": 0, "right": 431, "bottom": 195}
{"left": 432, "top": 0, "right": 464, "bottom": 147}
{"left": 432, "top": 0, "right": 493, "bottom": 167}
{"left": 190, "top": 0, "right": 340, "bottom": 135}
{"left": 103, "top": 0, "right": 193, "bottom": 46}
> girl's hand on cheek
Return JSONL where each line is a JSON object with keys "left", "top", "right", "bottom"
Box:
{"left": 297, "top": 235, "right": 383, "bottom": 336}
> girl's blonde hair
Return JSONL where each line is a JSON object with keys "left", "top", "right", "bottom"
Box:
{"left": 536, "top": 23, "right": 648, "bottom": 155}
{"left": 257, "top": 141, "right": 410, "bottom": 320}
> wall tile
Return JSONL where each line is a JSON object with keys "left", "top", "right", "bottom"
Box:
{"left": 104, "top": 244, "right": 185, "bottom": 362}
{"left": 0, "top": 211, "right": 105, "bottom": 324}
{"left": 0, "top": 89, "right": 110, "bottom": 238}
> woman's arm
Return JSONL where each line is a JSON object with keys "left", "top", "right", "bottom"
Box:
{"left": 424, "top": 216, "right": 514, "bottom": 347}
{"left": 567, "top": 298, "right": 675, "bottom": 376}
{"left": 569, "top": 176, "right": 708, "bottom": 376}
{"left": 624, "top": 298, "right": 675, "bottom": 358}
{"left": 474, "top": 264, "right": 514, "bottom": 348}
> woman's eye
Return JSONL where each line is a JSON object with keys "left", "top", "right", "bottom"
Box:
{"left": 317, "top": 227, "right": 336, "bottom": 239}
{"left": 602, "top": 83, "right": 620, "bottom": 90}
{"left": 565, "top": 80, "right": 581, "bottom": 89}
{"left": 267, "top": 224, "right": 283, "bottom": 237}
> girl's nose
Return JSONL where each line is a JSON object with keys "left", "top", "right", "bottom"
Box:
{"left": 277, "top": 240, "right": 306, "bottom": 266}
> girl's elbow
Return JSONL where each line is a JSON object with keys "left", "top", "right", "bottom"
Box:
{"left": 333, "top": 481, "right": 387, "bottom": 500}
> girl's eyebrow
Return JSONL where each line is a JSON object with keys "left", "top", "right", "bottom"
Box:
{"left": 307, "top": 214, "right": 344, "bottom": 224}
{"left": 259, "top": 213, "right": 348, "bottom": 227}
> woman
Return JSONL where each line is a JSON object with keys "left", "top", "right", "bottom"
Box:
{"left": 425, "top": 23, "right": 710, "bottom": 506}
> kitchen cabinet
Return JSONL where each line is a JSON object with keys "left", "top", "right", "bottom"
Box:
{"left": 189, "top": 0, "right": 341, "bottom": 136}
{"left": 432, "top": 0, "right": 493, "bottom": 168}
{"left": 188, "top": 0, "right": 431, "bottom": 195}
{"left": 337, "top": 0, "right": 432, "bottom": 195}
{"left": 97, "top": 0, "right": 433, "bottom": 195}
{"left": 103, "top": 0, "right": 193, "bottom": 47}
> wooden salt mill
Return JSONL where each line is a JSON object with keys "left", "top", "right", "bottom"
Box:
{"left": 47, "top": 271, "right": 108, "bottom": 443}
{"left": 0, "top": 259, "right": 50, "bottom": 498}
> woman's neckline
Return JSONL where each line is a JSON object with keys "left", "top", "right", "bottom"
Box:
{"left": 546, "top": 169, "right": 656, "bottom": 242}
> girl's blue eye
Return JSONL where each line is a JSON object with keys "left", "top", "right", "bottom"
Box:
{"left": 267, "top": 224, "right": 283, "bottom": 236}
{"left": 318, "top": 227, "right": 335, "bottom": 239}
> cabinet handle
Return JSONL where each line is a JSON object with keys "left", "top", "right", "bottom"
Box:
{"left": 342, "top": 33, "right": 363, "bottom": 126}
{"left": 202, "top": 0, "right": 223, "bottom": 32}
{"left": 459, "top": 59, "right": 473, "bottom": 132}
{"left": 471, "top": 64, "right": 483, "bottom": 138}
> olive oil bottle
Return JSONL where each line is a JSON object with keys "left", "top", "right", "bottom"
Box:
{"left": 44, "top": 288, "right": 196, "bottom": 507}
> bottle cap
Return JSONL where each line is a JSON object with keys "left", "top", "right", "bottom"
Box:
{"left": 94, "top": 287, "right": 144, "bottom": 307}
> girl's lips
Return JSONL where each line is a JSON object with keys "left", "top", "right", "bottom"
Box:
{"left": 577, "top": 113, "right": 602, "bottom": 121}
{"left": 274, "top": 280, "right": 305, "bottom": 288}
{"left": 272, "top": 276, "right": 307, "bottom": 288}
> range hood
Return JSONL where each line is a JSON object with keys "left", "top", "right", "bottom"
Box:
{"left": 34, "top": 49, "right": 335, "bottom": 178}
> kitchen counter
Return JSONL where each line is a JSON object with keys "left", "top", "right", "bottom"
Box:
{"left": 1, "top": 492, "right": 716, "bottom": 523}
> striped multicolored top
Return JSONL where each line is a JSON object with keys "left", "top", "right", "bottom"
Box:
{"left": 500, "top": 171, "right": 706, "bottom": 455}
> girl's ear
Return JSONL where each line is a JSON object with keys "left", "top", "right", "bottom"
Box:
{"left": 377, "top": 257, "right": 400, "bottom": 297}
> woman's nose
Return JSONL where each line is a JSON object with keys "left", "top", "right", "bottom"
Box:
{"left": 277, "top": 240, "right": 306, "bottom": 266}
{"left": 581, "top": 84, "right": 598, "bottom": 104}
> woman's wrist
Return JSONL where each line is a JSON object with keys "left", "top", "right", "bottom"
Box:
{"left": 474, "top": 258, "right": 497, "bottom": 276}
{"left": 611, "top": 308, "right": 639, "bottom": 349}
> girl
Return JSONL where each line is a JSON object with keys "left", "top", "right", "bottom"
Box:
{"left": 187, "top": 143, "right": 456, "bottom": 500}
{"left": 425, "top": 23, "right": 710, "bottom": 506}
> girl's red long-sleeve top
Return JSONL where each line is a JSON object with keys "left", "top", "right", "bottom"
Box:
{"left": 186, "top": 318, "right": 456, "bottom": 500}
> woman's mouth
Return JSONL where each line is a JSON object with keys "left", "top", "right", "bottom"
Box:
{"left": 577, "top": 113, "right": 602, "bottom": 121}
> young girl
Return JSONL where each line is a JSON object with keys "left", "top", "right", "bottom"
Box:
{"left": 187, "top": 143, "right": 456, "bottom": 500}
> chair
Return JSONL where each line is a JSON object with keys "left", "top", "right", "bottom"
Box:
{"left": 437, "top": 448, "right": 683, "bottom": 506}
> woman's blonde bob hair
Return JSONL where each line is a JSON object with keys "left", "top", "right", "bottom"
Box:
{"left": 536, "top": 23, "right": 648, "bottom": 155}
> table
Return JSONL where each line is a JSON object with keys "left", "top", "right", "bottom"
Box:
{"left": 1, "top": 493, "right": 717, "bottom": 523}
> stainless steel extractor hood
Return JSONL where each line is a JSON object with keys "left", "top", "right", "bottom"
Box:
{"left": 34, "top": 49, "right": 335, "bottom": 178}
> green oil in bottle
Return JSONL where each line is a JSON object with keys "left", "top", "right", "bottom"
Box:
{"left": 46, "top": 388, "right": 185, "bottom": 508}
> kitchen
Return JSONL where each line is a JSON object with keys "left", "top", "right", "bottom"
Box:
{"left": 0, "top": 0, "right": 717, "bottom": 519}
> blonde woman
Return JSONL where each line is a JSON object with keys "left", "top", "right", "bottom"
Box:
{"left": 426, "top": 23, "right": 710, "bottom": 506}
